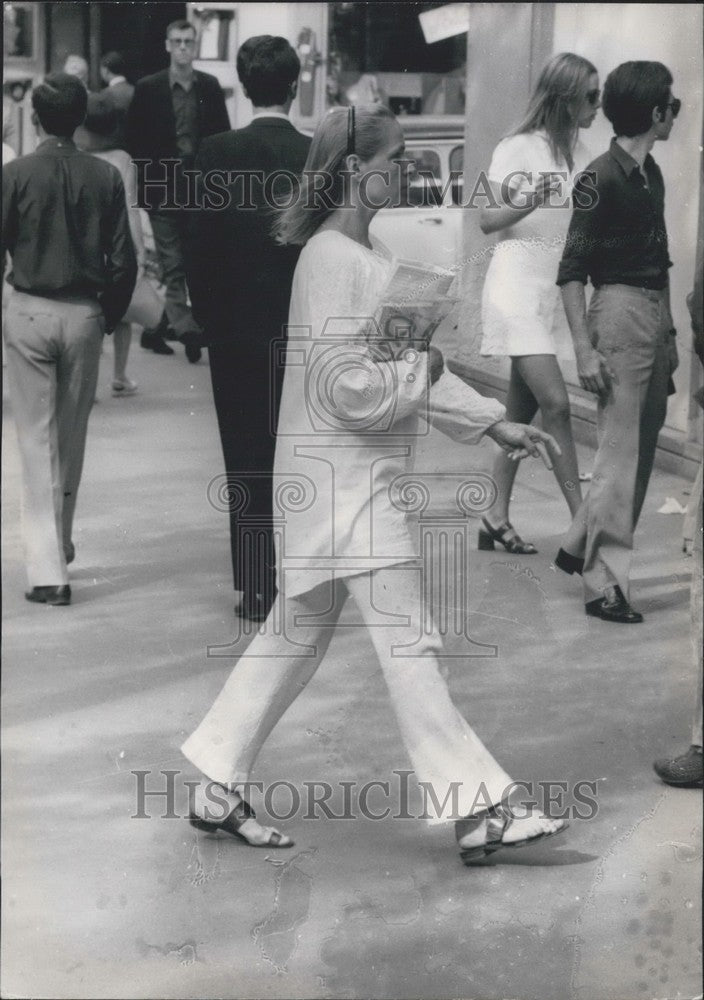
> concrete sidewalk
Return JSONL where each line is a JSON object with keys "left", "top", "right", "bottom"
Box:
{"left": 2, "top": 340, "right": 701, "bottom": 1000}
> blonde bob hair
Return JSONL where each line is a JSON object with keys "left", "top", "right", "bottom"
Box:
{"left": 275, "top": 103, "right": 397, "bottom": 246}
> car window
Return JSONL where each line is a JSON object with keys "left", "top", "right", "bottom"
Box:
{"left": 449, "top": 144, "right": 464, "bottom": 206}
{"left": 402, "top": 148, "right": 443, "bottom": 208}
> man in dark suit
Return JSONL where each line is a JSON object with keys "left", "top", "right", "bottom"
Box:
{"left": 188, "top": 35, "right": 311, "bottom": 621}
{"left": 126, "top": 19, "right": 229, "bottom": 359}
{"left": 99, "top": 51, "right": 133, "bottom": 149}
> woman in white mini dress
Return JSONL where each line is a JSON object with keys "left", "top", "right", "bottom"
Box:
{"left": 478, "top": 53, "right": 600, "bottom": 555}
{"left": 182, "top": 105, "right": 566, "bottom": 864}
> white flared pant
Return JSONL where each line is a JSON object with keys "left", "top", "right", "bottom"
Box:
{"left": 182, "top": 565, "right": 512, "bottom": 822}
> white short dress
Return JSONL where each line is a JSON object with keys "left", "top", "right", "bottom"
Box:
{"left": 274, "top": 230, "right": 506, "bottom": 600}
{"left": 480, "top": 130, "right": 592, "bottom": 358}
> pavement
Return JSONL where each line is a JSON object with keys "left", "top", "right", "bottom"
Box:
{"left": 2, "top": 339, "right": 701, "bottom": 1000}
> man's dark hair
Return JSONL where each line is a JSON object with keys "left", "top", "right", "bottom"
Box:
{"left": 236, "top": 35, "right": 300, "bottom": 107}
{"left": 166, "top": 19, "right": 195, "bottom": 38}
{"left": 101, "top": 51, "right": 126, "bottom": 77}
{"left": 602, "top": 61, "right": 673, "bottom": 137}
{"left": 84, "top": 92, "right": 119, "bottom": 138}
{"left": 32, "top": 72, "right": 88, "bottom": 136}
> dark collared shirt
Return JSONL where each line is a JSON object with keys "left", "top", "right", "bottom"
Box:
{"left": 557, "top": 138, "right": 672, "bottom": 290}
{"left": 2, "top": 137, "right": 137, "bottom": 329}
{"left": 170, "top": 71, "right": 199, "bottom": 161}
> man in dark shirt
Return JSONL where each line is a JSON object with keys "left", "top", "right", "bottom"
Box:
{"left": 556, "top": 61, "right": 680, "bottom": 623}
{"left": 2, "top": 73, "right": 137, "bottom": 605}
{"left": 127, "top": 19, "right": 229, "bottom": 359}
{"left": 187, "top": 36, "right": 311, "bottom": 621}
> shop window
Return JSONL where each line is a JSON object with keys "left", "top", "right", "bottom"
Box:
{"left": 403, "top": 149, "right": 442, "bottom": 208}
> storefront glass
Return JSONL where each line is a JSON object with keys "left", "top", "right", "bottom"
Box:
{"left": 326, "top": 1, "right": 467, "bottom": 114}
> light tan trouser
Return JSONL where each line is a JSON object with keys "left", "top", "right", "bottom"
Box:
{"left": 562, "top": 284, "right": 671, "bottom": 603}
{"left": 4, "top": 291, "right": 104, "bottom": 587}
{"left": 182, "top": 565, "right": 513, "bottom": 823}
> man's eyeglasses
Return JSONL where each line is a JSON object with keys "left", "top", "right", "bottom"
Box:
{"left": 663, "top": 97, "right": 681, "bottom": 118}
{"left": 347, "top": 105, "right": 356, "bottom": 156}
{"left": 586, "top": 89, "right": 600, "bottom": 106}
{"left": 168, "top": 37, "right": 195, "bottom": 48}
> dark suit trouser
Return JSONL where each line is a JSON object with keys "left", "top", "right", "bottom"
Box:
{"left": 562, "top": 284, "right": 671, "bottom": 603}
{"left": 207, "top": 279, "right": 291, "bottom": 600}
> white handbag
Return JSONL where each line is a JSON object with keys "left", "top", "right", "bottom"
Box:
{"left": 123, "top": 275, "right": 164, "bottom": 329}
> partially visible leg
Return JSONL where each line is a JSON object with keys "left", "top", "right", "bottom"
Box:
{"left": 111, "top": 320, "right": 135, "bottom": 391}
{"left": 580, "top": 288, "right": 661, "bottom": 604}
{"left": 345, "top": 566, "right": 565, "bottom": 850}
{"left": 346, "top": 565, "right": 512, "bottom": 819}
{"left": 4, "top": 294, "right": 66, "bottom": 586}
{"left": 56, "top": 303, "right": 104, "bottom": 564}
{"left": 514, "top": 355, "right": 582, "bottom": 517}
{"left": 632, "top": 334, "right": 669, "bottom": 526}
{"left": 483, "top": 360, "right": 538, "bottom": 527}
{"left": 148, "top": 211, "right": 199, "bottom": 337}
{"left": 182, "top": 578, "right": 346, "bottom": 787}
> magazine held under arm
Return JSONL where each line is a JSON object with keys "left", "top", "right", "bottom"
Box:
{"left": 363, "top": 259, "right": 460, "bottom": 358}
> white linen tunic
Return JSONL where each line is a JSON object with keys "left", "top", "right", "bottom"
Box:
{"left": 480, "top": 130, "right": 592, "bottom": 358}
{"left": 274, "top": 230, "right": 505, "bottom": 599}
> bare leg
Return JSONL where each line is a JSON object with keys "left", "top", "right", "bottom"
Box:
{"left": 112, "top": 320, "right": 133, "bottom": 383}
{"left": 513, "top": 355, "right": 583, "bottom": 517}
{"left": 484, "top": 360, "right": 538, "bottom": 527}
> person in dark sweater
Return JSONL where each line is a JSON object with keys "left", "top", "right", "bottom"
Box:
{"left": 187, "top": 36, "right": 311, "bottom": 622}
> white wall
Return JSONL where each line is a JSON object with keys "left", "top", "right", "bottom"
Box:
{"left": 553, "top": 2, "right": 703, "bottom": 433}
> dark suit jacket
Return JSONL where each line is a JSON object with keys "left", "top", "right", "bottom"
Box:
{"left": 126, "top": 69, "right": 229, "bottom": 209}
{"left": 187, "top": 116, "right": 311, "bottom": 336}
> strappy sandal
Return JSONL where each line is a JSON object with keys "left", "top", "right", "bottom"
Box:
{"left": 477, "top": 518, "right": 538, "bottom": 555}
{"left": 455, "top": 801, "right": 567, "bottom": 865}
{"left": 188, "top": 795, "right": 294, "bottom": 848}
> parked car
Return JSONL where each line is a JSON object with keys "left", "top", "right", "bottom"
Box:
{"left": 370, "top": 115, "right": 465, "bottom": 269}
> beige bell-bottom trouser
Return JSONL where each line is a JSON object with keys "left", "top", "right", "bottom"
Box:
{"left": 4, "top": 291, "right": 103, "bottom": 587}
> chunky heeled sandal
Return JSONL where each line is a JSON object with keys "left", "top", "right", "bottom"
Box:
{"left": 477, "top": 518, "right": 537, "bottom": 555}
{"left": 455, "top": 800, "right": 567, "bottom": 865}
{"left": 189, "top": 794, "right": 294, "bottom": 848}
{"left": 554, "top": 548, "right": 584, "bottom": 576}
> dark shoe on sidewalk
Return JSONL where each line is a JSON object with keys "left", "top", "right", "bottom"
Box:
{"left": 554, "top": 548, "right": 584, "bottom": 575}
{"left": 181, "top": 331, "right": 203, "bottom": 364}
{"left": 585, "top": 585, "right": 643, "bottom": 623}
{"left": 25, "top": 585, "right": 71, "bottom": 606}
{"left": 140, "top": 330, "right": 175, "bottom": 355}
{"left": 653, "top": 745, "right": 703, "bottom": 787}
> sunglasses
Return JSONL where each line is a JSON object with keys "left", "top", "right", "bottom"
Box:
{"left": 347, "top": 104, "right": 355, "bottom": 156}
{"left": 663, "top": 97, "right": 681, "bottom": 118}
{"left": 586, "top": 88, "right": 600, "bottom": 106}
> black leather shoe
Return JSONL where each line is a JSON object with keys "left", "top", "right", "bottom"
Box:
{"left": 25, "top": 585, "right": 71, "bottom": 606}
{"left": 554, "top": 548, "right": 584, "bottom": 575}
{"left": 140, "top": 330, "right": 175, "bottom": 355}
{"left": 585, "top": 585, "right": 643, "bottom": 623}
{"left": 235, "top": 593, "right": 272, "bottom": 623}
{"left": 181, "top": 331, "right": 203, "bottom": 364}
{"left": 653, "top": 745, "right": 703, "bottom": 787}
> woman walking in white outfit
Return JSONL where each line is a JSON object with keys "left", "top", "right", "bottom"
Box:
{"left": 478, "top": 53, "right": 600, "bottom": 555}
{"left": 182, "top": 105, "right": 566, "bottom": 863}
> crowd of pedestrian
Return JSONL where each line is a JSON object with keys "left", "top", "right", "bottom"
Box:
{"left": 2, "top": 23, "right": 701, "bottom": 865}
